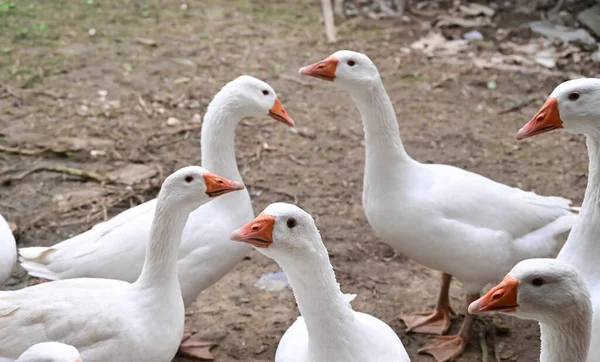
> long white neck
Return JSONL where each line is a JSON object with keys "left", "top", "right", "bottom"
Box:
{"left": 276, "top": 237, "right": 357, "bottom": 357}
{"left": 135, "top": 198, "right": 190, "bottom": 290}
{"left": 559, "top": 135, "right": 600, "bottom": 282}
{"left": 538, "top": 305, "right": 591, "bottom": 362}
{"left": 199, "top": 91, "right": 252, "bottom": 212}
{"left": 350, "top": 78, "right": 412, "bottom": 165}
{"left": 201, "top": 97, "right": 242, "bottom": 182}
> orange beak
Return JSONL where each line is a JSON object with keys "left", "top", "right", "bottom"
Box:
{"left": 468, "top": 275, "right": 519, "bottom": 314}
{"left": 299, "top": 56, "right": 339, "bottom": 82}
{"left": 516, "top": 97, "right": 563, "bottom": 140}
{"left": 230, "top": 212, "right": 276, "bottom": 248}
{"left": 203, "top": 172, "right": 245, "bottom": 198}
{"left": 268, "top": 98, "right": 295, "bottom": 127}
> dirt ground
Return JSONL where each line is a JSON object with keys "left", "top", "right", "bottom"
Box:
{"left": 0, "top": 1, "right": 596, "bottom": 361}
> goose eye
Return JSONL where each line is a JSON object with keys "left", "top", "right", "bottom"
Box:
{"left": 286, "top": 218, "right": 297, "bottom": 228}
{"left": 262, "top": 90, "right": 269, "bottom": 96}
{"left": 568, "top": 92, "right": 580, "bottom": 101}
{"left": 347, "top": 60, "right": 356, "bottom": 66}
{"left": 531, "top": 278, "right": 545, "bottom": 286}
{"left": 184, "top": 175, "right": 194, "bottom": 183}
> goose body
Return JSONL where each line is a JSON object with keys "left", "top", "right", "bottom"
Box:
{"left": 516, "top": 78, "right": 600, "bottom": 361}
{"left": 15, "top": 342, "right": 82, "bottom": 362}
{"left": 0, "top": 167, "right": 243, "bottom": 361}
{"left": 364, "top": 162, "right": 575, "bottom": 288}
{"left": 276, "top": 310, "right": 408, "bottom": 362}
{"left": 469, "top": 258, "right": 592, "bottom": 362}
{"left": 18, "top": 75, "right": 294, "bottom": 307}
{"left": 231, "top": 203, "right": 410, "bottom": 362}
{"left": 299, "top": 50, "right": 577, "bottom": 361}
{"left": 0, "top": 214, "right": 16, "bottom": 287}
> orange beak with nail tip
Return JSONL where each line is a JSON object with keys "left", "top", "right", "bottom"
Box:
{"left": 299, "top": 56, "right": 339, "bottom": 82}
{"left": 203, "top": 172, "right": 245, "bottom": 198}
{"left": 516, "top": 97, "right": 563, "bottom": 140}
{"left": 230, "top": 213, "right": 276, "bottom": 248}
{"left": 269, "top": 98, "right": 295, "bottom": 127}
{"left": 468, "top": 275, "right": 519, "bottom": 314}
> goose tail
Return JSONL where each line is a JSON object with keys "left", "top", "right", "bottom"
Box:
{"left": 18, "top": 247, "right": 59, "bottom": 280}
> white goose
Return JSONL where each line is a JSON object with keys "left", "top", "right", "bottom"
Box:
{"left": 516, "top": 77, "right": 600, "bottom": 361}
{"left": 13, "top": 342, "right": 82, "bottom": 362}
{"left": 0, "top": 214, "right": 16, "bottom": 287}
{"left": 469, "top": 258, "right": 592, "bottom": 362}
{"left": 18, "top": 76, "right": 294, "bottom": 359}
{"left": 0, "top": 166, "right": 243, "bottom": 361}
{"left": 230, "top": 202, "right": 410, "bottom": 362}
{"left": 299, "top": 50, "right": 578, "bottom": 361}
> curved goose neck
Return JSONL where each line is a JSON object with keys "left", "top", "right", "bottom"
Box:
{"left": 277, "top": 238, "right": 356, "bottom": 354}
{"left": 201, "top": 93, "right": 243, "bottom": 183}
{"left": 135, "top": 198, "right": 190, "bottom": 290}
{"left": 350, "top": 78, "right": 411, "bottom": 164}
{"left": 539, "top": 307, "right": 591, "bottom": 362}
{"left": 559, "top": 135, "right": 600, "bottom": 280}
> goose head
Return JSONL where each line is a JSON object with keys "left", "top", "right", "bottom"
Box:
{"left": 468, "top": 258, "right": 590, "bottom": 325}
{"left": 230, "top": 202, "right": 321, "bottom": 260}
{"left": 160, "top": 166, "right": 244, "bottom": 212}
{"left": 212, "top": 75, "right": 295, "bottom": 127}
{"left": 299, "top": 50, "right": 380, "bottom": 93}
{"left": 517, "top": 78, "right": 600, "bottom": 139}
{"left": 16, "top": 342, "right": 82, "bottom": 362}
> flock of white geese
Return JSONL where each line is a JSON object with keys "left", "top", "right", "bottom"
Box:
{"left": 0, "top": 50, "right": 598, "bottom": 362}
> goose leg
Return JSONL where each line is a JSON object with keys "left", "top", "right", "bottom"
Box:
{"left": 177, "top": 328, "right": 217, "bottom": 361}
{"left": 417, "top": 293, "right": 479, "bottom": 362}
{"left": 400, "top": 272, "right": 454, "bottom": 335}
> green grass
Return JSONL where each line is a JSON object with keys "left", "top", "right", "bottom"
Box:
{"left": 0, "top": 0, "right": 318, "bottom": 89}
{"left": 0, "top": 1, "right": 16, "bottom": 16}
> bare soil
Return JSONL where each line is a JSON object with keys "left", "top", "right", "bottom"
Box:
{"left": 0, "top": 1, "right": 594, "bottom": 361}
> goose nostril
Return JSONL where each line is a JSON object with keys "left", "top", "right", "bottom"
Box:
{"left": 251, "top": 225, "right": 261, "bottom": 232}
{"left": 536, "top": 114, "right": 545, "bottom": 123}
{"left": 492, "top": 291, "right": 502, "bottom": 301}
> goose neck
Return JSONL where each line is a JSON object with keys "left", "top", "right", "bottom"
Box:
{"left": 350, "top": 78, "right": 410, "bottom": 162}
{"left": 581, "top": 135, "right": 600, "bottom": 210}
{"left": 559, "top": 135, "right": 600, "bottom": 280}
{"left": 278, "top": 242, "right": 357, "bottom": 353}
{"left": 201, "top": 99, "right": 242, "bottom": 183}
{"left": 135, "top": 200, "right": 189, "bottom": 290}
{"left": 539, "top": 309, "right": 591, "bottom": 362}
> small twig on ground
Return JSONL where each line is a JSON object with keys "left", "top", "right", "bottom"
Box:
{"left": 333, "top": 266, "right": 352, "bottom": 275}
{"left": 2, "top": 166, "right": 115, "bottom": 186}
{"left": 0, "top": 145, "right": 78, "bottom": 157}
{"left": 279, "top": 74, "right": 313, "bottom": 87}
{"left": 321, "top": 0, "right": 337, "bottom": 43}
{"left": 368, "top": 276, "right": 388, "bottom": 284}
{"left": 497, "top": 97, "right": 536, "bottom": 115}
{"left": 288, "top": 154, "right": 307, "bottom": 166}
{"left": 479, "top": 331, "right": 489, "bottom": 362}
{"left": 137, "top": 95, "right": 153, "bottom": 116}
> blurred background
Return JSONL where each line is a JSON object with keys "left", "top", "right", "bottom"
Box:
{"left": 0, "top": 0, "right": 597, "bottom": 361}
